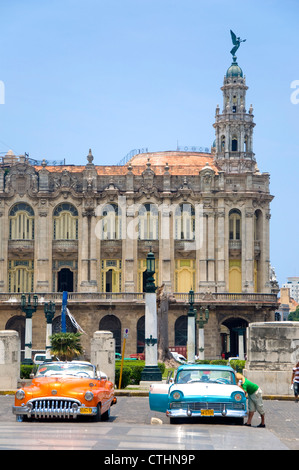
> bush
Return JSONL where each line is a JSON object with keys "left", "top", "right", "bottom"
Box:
{"left": 20, "top": 364, "right": 37, "bottom": 379}
{"left": 210, "top": 359, "right": 228, "bottom": 366}
{"left": 194, "top": 358, "right": 245, "bottom": 373}
{"left": 115, "top": 366, "right": 132, "bottom": 388}
{"left": 228, "top": 359, "right": 245, "bottom": 373}
{"left": 115, "top": 360, "right": 166, "bottom": 387}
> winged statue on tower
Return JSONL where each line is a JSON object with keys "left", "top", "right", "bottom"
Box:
{"left": 230, "top": 30, "right": 246, "bottom": 60}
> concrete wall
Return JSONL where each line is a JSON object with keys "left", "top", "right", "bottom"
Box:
{"left": 244, "top": 322, "right": 299, "bottom": 395}
{"left": 0, "top": 330, "right": 20, "bottom": 390}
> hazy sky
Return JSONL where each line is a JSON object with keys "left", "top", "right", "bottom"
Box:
{"left": 0, "top": 0, "right": 298, "bottom": 287}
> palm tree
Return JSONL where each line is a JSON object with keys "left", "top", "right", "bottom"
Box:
{"left": 50, "top": 332, "right": 83, "bottom": 361}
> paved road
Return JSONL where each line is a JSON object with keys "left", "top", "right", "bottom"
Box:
{"left": 0, "top": 395, "right": 298, "bottom": 450}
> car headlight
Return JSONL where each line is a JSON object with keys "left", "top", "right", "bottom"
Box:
{"left": 171, "top": 390, "right": 183, "bottom": 401}
{"left": 84, "top": 391, "right": 94, "bottom": 401}
{"left": 16, "top": 389, "right": 25, "bottom": 400}
{"left": 232, "top": 392, "right": 243, "bottom": 402}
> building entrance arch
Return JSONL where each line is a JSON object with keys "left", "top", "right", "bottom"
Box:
{"left": 5, "top": 315, "right": 25, "bottom": 350}
{"left": 99, "top": 314, "right": 121, "bottom": 354}
{"left": 221, "top": 317, "right": 248, "bottom": 359}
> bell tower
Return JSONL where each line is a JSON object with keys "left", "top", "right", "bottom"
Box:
{"left": 213, "top": 31, "right": 256, "bottom": 173}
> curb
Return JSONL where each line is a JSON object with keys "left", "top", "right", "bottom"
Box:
{"left": 1, "top": 389, "right": 297, "bottom": 400}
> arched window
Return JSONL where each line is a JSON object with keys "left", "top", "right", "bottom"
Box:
{"left": 100, "top": 203, "right": 121, "bottom": 240}
{"left": 231, "top": 136, "right": 238, "bottom": 152}
{"left": 174, "top": 316, "right": 187, "bottom": 346}
{"left": 244, "top": 135, "right": 248, "bottom": 152}
{"left": 53, "top": 203, "right": 78, "bottom": 240}
{"left": 232, "top": 95, "right": 237, "bottom": 113}
{"left": 174, "top": 203, "right": 195, "bottom": 240}
{"left": 9, "top": 203, "right": 34, "bottom": 240}
{"left": 229, "top": 209, "right": 241, "bottom": 240}
{"left": 221, "top": 135, "right": 225, "bottom": 151}
{"left": 138, "top": 203, "right": 158, "bottom": 240}
{"left": 254, "top": 210, "right": 262, "bottom": 241}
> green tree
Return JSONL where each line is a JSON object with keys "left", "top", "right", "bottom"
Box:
{"left": 288, "top": 306, "right": 299, "bottom": 321}
{"left": 50, "top": 332, "right": 83, "bottom": 361}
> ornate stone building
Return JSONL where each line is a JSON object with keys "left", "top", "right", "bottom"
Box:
{"left": 0, "top": 57, "right": 277, "bottom": 360}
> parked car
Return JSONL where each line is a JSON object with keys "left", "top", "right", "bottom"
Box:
{"left": 149, "top": 364, "right": 247, "bottom": 424}
{"left": 129, "top": 353, "right": 145, "bottom": 360}
{"left": 13, "top": 361, "right": 116, "bottom": 422}
{"left": 33, "top": 353, "right": 58, "bottom": 364}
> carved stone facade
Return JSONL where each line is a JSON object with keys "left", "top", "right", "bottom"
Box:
{"left": 0, "top": 61, "right": 278, "bottom": 360}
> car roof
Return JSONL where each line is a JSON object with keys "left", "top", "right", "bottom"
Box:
{"left": 177, "top": 364, "right": 234, "bottom": 372}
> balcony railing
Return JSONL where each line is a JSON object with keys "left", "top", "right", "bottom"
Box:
{"left": 172, "top": 292, "right": 277, "bottom": 304}
{"left": 0, "top": 291, "right": 277, "bottom": 305}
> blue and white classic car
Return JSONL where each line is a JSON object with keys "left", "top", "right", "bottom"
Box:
{"left": 149, "top": 364, "right": 247, "bottom": 424}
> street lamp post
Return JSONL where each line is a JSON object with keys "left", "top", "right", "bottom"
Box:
{"left": 141, "top": 250, "right": 162, "bottom": 382}
{"left": 196, "top": 305, "right": 210, "bottom": 360}
{"left": 21, "top": 293, "right": 38, "bottom": 364}
{"left": 44, "top": 301, "right": 56, "bottom": 361}
{"left": 187, "top": 289, "right": 196, "bottom": 363}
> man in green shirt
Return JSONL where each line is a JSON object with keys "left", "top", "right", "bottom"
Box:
{"left": 236, "top": 373, "right": 265, "bottom": 427}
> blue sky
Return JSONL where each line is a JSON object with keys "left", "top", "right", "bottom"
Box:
{"left": 0, "top": 0, "right": 298, "bottom": 287}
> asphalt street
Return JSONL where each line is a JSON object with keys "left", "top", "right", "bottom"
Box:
{"left": 0, "top": 395, "right": 298, "bottom": 450}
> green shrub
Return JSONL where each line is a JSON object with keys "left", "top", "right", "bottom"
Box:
{"left": 228, "top": 359, "right": 245, "bottom": 373}
{"left": 20, "top": 364, "right": 37, "bottom": 379}
{"left": 115, "top": 360, "right": 166, "bottom": 387}
{"left": 209, "top": 359, "right": 228, "bottom": 366}
{"left": 115, "top": 366, "right": 132, "bottom": 388}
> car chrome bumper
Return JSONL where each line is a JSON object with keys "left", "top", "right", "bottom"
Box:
{"left": 166, "top": 408, "right": 247, "bottom": 419}
{"left": 12, "top": 400, "right": 98, "bottom": 419}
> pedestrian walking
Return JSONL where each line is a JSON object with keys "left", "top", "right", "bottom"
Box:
{"left": 235, "top": 373, "right": 265, "bottom": 427}
{"left": 291, "top": 361, "right": 299, "bottom": 402}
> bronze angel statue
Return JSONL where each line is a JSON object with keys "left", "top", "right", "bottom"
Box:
{"left": 230, "top": 30, "right": 246, "bottom": 59}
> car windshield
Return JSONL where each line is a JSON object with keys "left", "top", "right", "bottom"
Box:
{"left": 36, "top": 362, "right": 96, "bottom": 378}
{"left": 176, "top": 369, "right": 235, "bottom": 385}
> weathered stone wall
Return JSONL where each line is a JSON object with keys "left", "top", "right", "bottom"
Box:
{"left": 244, "top": 322, "right": 299, "bottom": 395}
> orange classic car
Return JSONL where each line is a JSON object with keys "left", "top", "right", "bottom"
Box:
{"left": 13, "top": 361, "right": 116, "bottom": 421}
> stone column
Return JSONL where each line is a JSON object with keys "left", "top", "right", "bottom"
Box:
{"left": 243, "top": 209, "right": 254, "bottom": 292}
{"left": 141, "top": 292, "right": 162, "bottom": 382}
{"left": 35, "top": 207, "right": 51, "bottom": 293}
{"left": 78, "top": 213, "right": 89, "bottom": 290}
{"left": 159, "top": 202, "right": 172, "bottom": 292}
{"left": 123, "top": 200, "right": 136, "bottom": 292}
{"left": 187, "top": 314, "right": 196, "bottom": 363}
{"left": 207, "top": 212, "right": 215, "bottom": 289}
{"left": 216, "top": 207, "right": 226, "bottom": 291}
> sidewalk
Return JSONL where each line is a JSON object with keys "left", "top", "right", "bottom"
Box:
{"left": 0, "top": 379, "right": 297, "bottom": 401}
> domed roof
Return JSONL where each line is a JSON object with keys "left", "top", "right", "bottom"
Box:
{"left": 226, "top": 61, "right": 243, "bottom": 78}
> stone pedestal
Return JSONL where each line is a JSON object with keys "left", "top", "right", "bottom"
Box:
{"left": 0, "top": 330, "right": 20, "bottom": 390}
{"left": 244, "top": 322, "right": 299, "bottom": 395}
{"left": 90, "top": 331, "right": 115, "bottom": 384}
{"left": 141, "top": 292, "right": 162, "bottom": 382}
